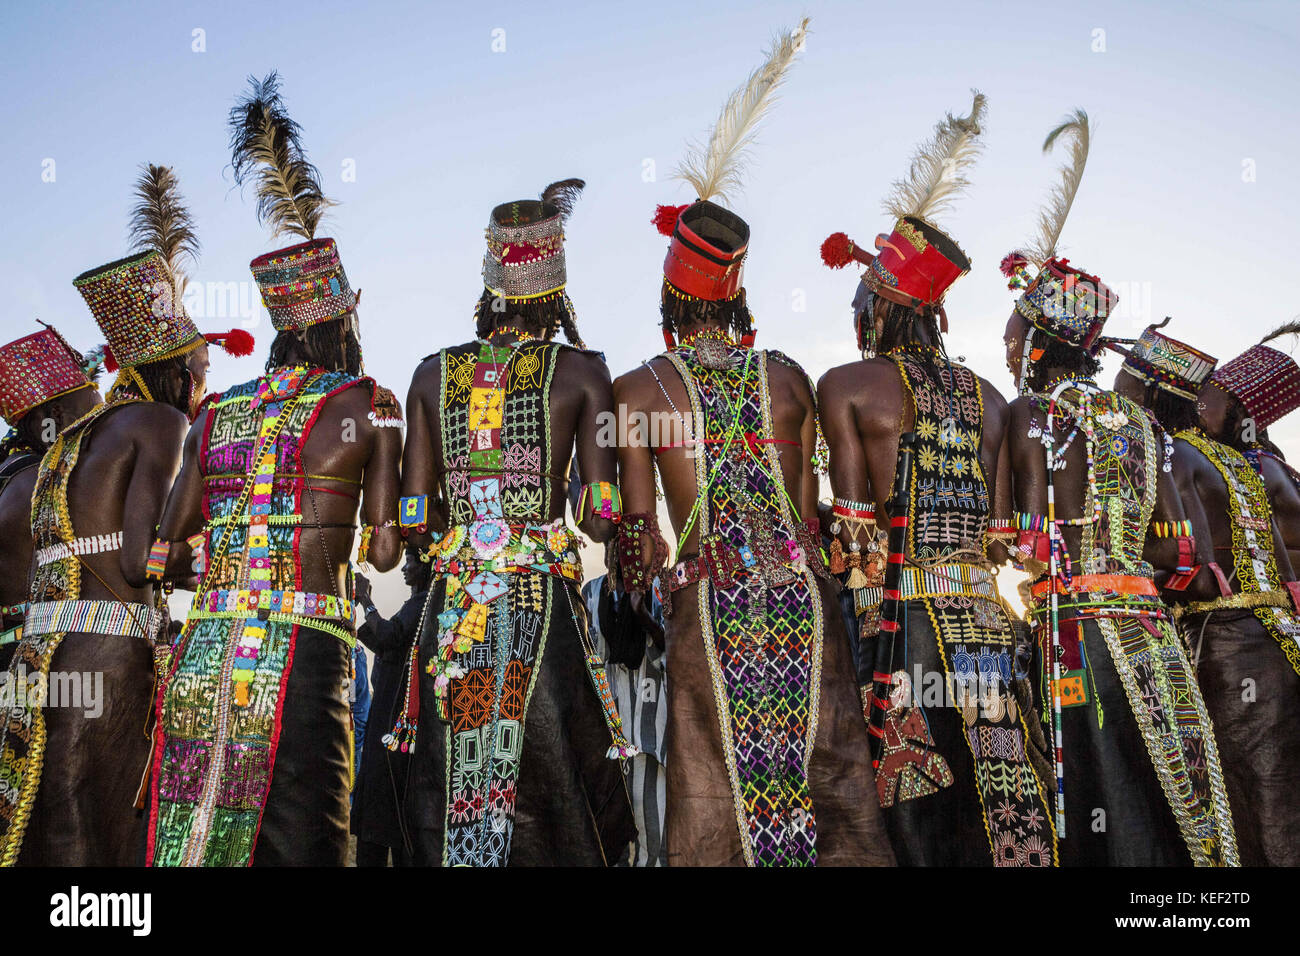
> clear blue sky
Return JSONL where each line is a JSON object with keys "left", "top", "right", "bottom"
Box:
{"left": 3, "top": 0, "right": 1298, "bottom": 607}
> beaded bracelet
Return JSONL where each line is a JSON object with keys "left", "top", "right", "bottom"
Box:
{"left": 833, "top": 496, "right": 874, "bottom": 515}
{"left": 1150, "top": 519, "right": 1193, "bottom": 539}
{"left": 577, "top": 481, "right": 623, "bottom": 522}
{"left": 358, "top": 519, "right": 398, "bottom": 565}
{"left": 614, "top": 512, "right": 669, "bottom": 594}
{"left": 145, "top": 538, "right": 170, "bottom": 581}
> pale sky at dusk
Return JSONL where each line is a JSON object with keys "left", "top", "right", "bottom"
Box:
{"left": 3, "top": 0, "right": 1297, "bottom": 611}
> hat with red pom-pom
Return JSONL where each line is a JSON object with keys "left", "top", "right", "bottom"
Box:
{"left": 820, "top": 91, "right": 985, "bottom": 316}
{"left": 0, "top": 324, "right": 94, "bottom": 425}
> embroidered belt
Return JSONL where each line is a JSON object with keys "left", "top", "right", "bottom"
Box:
{"left": 197, "top": 588, "right": 353, "bottom": 620}
{"left": 664, "top": 530, "right": 817, "bottom": 595}
{"left": 1184, "top": 590, "right": 1293, "bottom": 616}
{"left": 1030, "top": 573, "right": 1159, "bottom": 600}
{"left": 0, "top": 625, "right": 20, "bottom": 647}
{"left": 23, "top": 599, "right": 160, "bottom": 639}
{"left": 34, "top": 531, "right": 123, "bottom": 567}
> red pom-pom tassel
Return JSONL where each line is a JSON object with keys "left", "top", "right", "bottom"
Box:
{"left": 999, "top": 252, "right": 1029, "bottom": 278}
{"left": 820, "top": 232, "right": 855, "bottom": 269}
{"left": 104, "top": 348, "right": 119, "bottom": 374}
{"left": 207, "top": 328, "right": 256, "bottom": 357}
{"left": 653, "top": 204, "right": 688, "bottom": 237}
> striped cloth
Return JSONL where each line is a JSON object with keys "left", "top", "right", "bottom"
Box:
{"left": 34, "top": 531, "right": 123, "bottom": 568}
{"left": 583, "top": 575, "right": 667, "bottom": 868}
{"left": 24, "top": 599, "right": 161, "bottom": 639}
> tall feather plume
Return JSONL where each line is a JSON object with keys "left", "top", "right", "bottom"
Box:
{"left": 541, "top": 178, "right": 585, "bottom": 222}
{"left": 228, "top": 71, "right": 334, "bottom": 241}
{"left": 1260, "top": 319, "right": 1300, "bottom": 347}
{"left": 128, "top": 164, "right": 200, "bottom": 294}
{"left": 674, "top": 17, "right": 810, "bottom": 204}
{"left": 882, "top": 90, "right": 987, "bottom": 224}
{"left": 1022, "top": 109, "right": 1091, "bottom": 268}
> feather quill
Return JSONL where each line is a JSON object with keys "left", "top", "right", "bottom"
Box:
{"left": 882, "top": 90, "right": 987, "bottom": 224}
{"left": 1261, "top": 319, "right": 1300, "bottom": 347}
{"left": 674, "top": 17, "right": 810, "bottom": 204}
{"left": 128, "top": 163, "right": 200, "bottom": 294}
{"left": 1022, "top": 109, "right": 1091, "bottom": 268}
{"left": 228, "top": 71, "right": 334, "bottom": 241}
{"left": 541, "top": 178, "right": 585, "bottom": 222}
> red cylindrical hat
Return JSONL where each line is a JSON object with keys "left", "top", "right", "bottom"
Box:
{"left": 662, "top": 201, "right": 750, "bottom": 301}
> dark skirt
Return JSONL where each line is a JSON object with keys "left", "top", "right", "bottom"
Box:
{"left": 250, "top": 624, "right": 352, "bottom": 866}
{"left": 407, "top": 576, "right": 635, "bottom": 866}
{"left": 19, "top": 632, "right": 154, "bottom": 866}
{"left": 662, "top": 575, "right": 893, "bottom": 866}
{"left": 1184, "top": 608, "right": 1300, "bottom": 866}
{"left": 350, "top": 651, "right": 412, "bottom": 853}
{"left": 1032, "top": 619, "right": 1190, "bottom": 866}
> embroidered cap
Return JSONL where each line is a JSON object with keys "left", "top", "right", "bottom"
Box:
{"left": 658, "top": 200, "right": 750, "bottom": 302}
{"left": 821, "top": 216, "right": 969, "bottom": 310}
{"left": 74, "top": 250, "right": 203, "bottom": 369}
{"left": 1005, "top": 256, "right": 1117, "bottom": 354}
{"left": 0, "top": 326, "right": 93, "bottom": 425}
{"left": 1213, "top": 344, "right": 1300, "bottom": 429}
{"left": 482, "top": 180, "right": 583, "bottom": 303}
{"left": 250, "top": 237, "right": 356, "bottom": 332}
{"left": 1114, "top": 322, "right": 1216, "bottom": 401}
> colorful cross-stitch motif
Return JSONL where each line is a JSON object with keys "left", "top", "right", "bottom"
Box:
{"left": 0, "top": 399, "right": 139, "bottom": 865}
{"left": 885, "top": 351, "right": 1057, "bottom": 867}
{"left": 148, "top": 367, "right": 370, "bottom": 867}
{"left": 1180, "top": 429, "right": 1300, "bottom": 676}
{"left": 1027, "top": 388, "right": 1237, "bottom": 866}
{"left": 662, "top": 344, "right": 822, "bottom": 867}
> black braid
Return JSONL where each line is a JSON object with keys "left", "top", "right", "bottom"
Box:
{"left": 472, "top": 289, "right": 585, "bottom": 346}
{"left": 1024, "top": 326, "right": 1102, "bottom": 393}
{"left": 659, "top": 281, "right": 754, "bottom": 343}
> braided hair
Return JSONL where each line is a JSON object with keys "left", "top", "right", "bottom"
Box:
{"left": 473, "top": 290, "right": 586, "bottom": 349}
{"left": 267, "top": 315, "right": 363, "bottom": 376}
{"left": 660, "top": 281, "right": 754, "bottom": 343}
{"left": 1022, "top": 325, "right": 1102, "bottom": 393}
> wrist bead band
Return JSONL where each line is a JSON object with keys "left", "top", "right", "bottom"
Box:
{"left": 145, "top": 538, "right": 169, "bottom": 581}
{"left": 578, "top": 481, "right": 623, "bottom": 522}
{"left": 832, "top": 502, "right": 875, "bottom": 519}
{"left": 833, "top": 496, "right": 873, "bottom": 514}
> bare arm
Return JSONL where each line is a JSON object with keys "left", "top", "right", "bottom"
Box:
{"left": 156, "top": 409, "right": 210, "bottom": 580}
{"left": 1143, "top": 435, "right": 1190, "bottom": 574}
{"left": 121, "top": 405, "right": 190, "bottom": 588}
{"left": 798, "top": 378, "right": 819, "bottom": 526}
{"left": 818, "top": 368, "right": 872, "bottom": 546}
{"left": 1163, "top": 440, "right": 1220, "bottom": 602}
{"left": 360, "top": 387, "right": 403, "bottom": 573}
{"left": 572, "top": 352, "right": 619, "bottom": 543}
{"left": 399, "top": 359, "right": 442, "bottom": 550}
{"left": 612, "top": 372, "right": 657, "bottom": 519}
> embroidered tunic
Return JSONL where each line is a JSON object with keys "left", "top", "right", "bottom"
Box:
{"left": 150, "top": 368, "right": 368, "bottom": 866}
{"left": 0, "top": 399, "right": 160, "bottom": 866}
{"left": 410, "top": 340, "right": 632, "bottom": 867}
{"left": 659, "top": 343, "right": 831, "bottom": 866}
{"left": 877, "top": 350, "right": 1057, "bottom": 867}
{"left": 1024, "top": 387, "right": 1237, "bottom": 866}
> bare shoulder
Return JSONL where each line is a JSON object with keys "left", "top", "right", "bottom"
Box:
{"left": 555, "top": 345, "right": 612, "bottom": 387}
{"left": 974, "top": 373, "right": 1008, "bottom": 413}
{"left": 613, "top": 357, "right": 669, "bottom": 406}
{"left": 111, "top": 401, "right": 189, "bottom": 444}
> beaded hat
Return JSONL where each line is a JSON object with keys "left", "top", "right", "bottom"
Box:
{"left": 1213, "top": 345, "right": 1300, "bottom": 429}
{"left": 821, "top": 91, "right": 985, "bottom": 316}
{"left": 654, "top": 18, "right": 808, "bottom": 311}
{"left": 1002, "top": 110, "right": 1117, "bottom": 358}
{"left": 1006, "top": 255, "right": 1117, "bottom": 353}
{"left": 0, "top": 326, "right": 93, "bottom": 425}
{"left": 74, "top": 250, "right": 204, "bottom": 370}
{"left": 482, "top": 180, "right": 583, "bottom": 303}
{"left": 1112, "top": 320, "right": 1216, "bottom": 401}
{"left": 251, "top": 237, "right": 356, "bottom": 331}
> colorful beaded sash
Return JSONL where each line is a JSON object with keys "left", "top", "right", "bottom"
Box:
{"left": 422, "top": 340, "right": 633, "bottom": 866}
{"left": 0, "top": 399, "right": 134, "bottom": 866}
{"left": 1032, "top": 389, "right": 1236, "bottom": 865}
{"left": 886, "top": 351, "right": 1056, "bottom": 867}
{"left": 149, "top": 367, "right": 367, "bottom": 867}
{"left": 1179, "top": 429, "right": 1300, "bottom": 677}
{"left": 664, "top": 344, "right": 822, "bottom": 867}
{"left": 23, "top": 599, "right": 160, "bottom": 639}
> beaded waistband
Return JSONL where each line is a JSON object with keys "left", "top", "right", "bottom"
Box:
{"left": 24, "top": 599, "right": 161, "bottom": 640}
{"left": 896, "top": 563, "right": 998, "bottom": 603}
{"left": 197, "top": 588, "right": 353, "bottom": 620}
{"left": 1029, "top": 573, "right": 1158, "bottom": 601}
{"left": 1184, "top": 590, "right": 1292, "bottom": 616}
{"left": 34, "top": 531, "right": 123, "bottom": 568}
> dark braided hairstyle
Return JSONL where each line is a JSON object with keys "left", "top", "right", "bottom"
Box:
{"left": 869, "top": 291, "right": 956, "bottom": 384}
{"left": 108, "top": 353, "right": 194, "bottom": 412}
{"left": 473, "top": 290, "right": 586, "bottom": 349}
{"left": 660, "top": 282, "right": 754, "bottom": 343}
{"left": 1023, "top": 325, "right": 1102, "bottom": 393}
{"left": 1139, "top": 381, "right": 1200, "bottom": 435}
{"left": 267, "top": 315, "right": 363, "bottom": 376}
